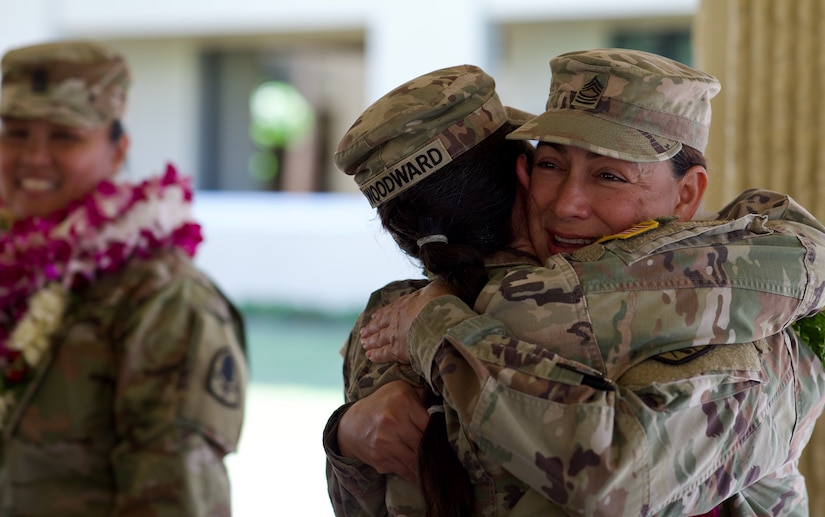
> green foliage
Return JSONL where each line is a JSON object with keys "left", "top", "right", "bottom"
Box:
{"left": 792, "top": 311, "right": 825, "bottom": 365}
{"left": 249, "top": 81, "right": 314, "bottom": 149}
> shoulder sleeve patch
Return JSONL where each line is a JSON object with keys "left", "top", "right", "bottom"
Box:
{"left": 207, "top": 347, "right": 243, "bottom": 407}
{"left": 181, "top": 308, "right": 248, "bottom": 453}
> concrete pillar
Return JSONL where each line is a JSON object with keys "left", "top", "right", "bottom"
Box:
{"left": 363, "top": 0, "right": 488, "bottom": 103}
{"left": 0, "top": 0, "right": 57, "bottom": 58}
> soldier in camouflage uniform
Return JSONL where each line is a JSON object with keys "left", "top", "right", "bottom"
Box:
{"left": 0, "top": 40, "right": 247, "bottom": 516}
{"left": 326, "top": 53, "right": 825, "bottom": 516}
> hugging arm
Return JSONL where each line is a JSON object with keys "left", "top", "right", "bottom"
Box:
{"left": 324, "top": 280, "right": 431, "bottom": 516}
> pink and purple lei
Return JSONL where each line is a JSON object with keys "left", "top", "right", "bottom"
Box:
{"left": 0, "top": 164, "right": 202, "bottom": 382}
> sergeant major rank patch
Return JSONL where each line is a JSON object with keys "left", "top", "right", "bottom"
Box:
{"left": 207, "top": 347, "right": 243, "bottom": 407}
{"left": 31, "top": 68, "right": 48, "bottom": 93}
{"left": 571, "top": 74, "right": 607, "bottom": 109}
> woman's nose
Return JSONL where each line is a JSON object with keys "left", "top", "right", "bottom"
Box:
{"left": 20, "top": 136, "right": 51, "bottom": 165}
{"left": 551, "top": 178, "right": 592, "bottom": 220}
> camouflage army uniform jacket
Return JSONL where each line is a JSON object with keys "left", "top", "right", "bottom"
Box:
{"left": 0, "top": 248, "right": 247, "bottom": 516}
{"left": 324, "top": 189, "right": 825, "bottom": 517}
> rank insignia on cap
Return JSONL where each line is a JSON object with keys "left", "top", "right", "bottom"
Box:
{"left": 207, "top": 347, "right": 242, "bottom": 408}
{"left": 652, "top": 345, "right": 715, "bottom": 365}
{"left": 571, "top": 75, "right": 606, "bottom": 109}
{"left": 596, "top": 219, "right": 660, "bottom": 244}
{"left": 31, "top": 68, "right": 48, "bottom": 93}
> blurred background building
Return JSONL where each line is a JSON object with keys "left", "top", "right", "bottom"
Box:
{"left": 0, "top": 0, "right": 704, "bottom": 304}
{"left": 4, "top": 0, "right": 825, "bottom": 515}
{"left": 0, "top": 0, "right": 700, "bottom": 314}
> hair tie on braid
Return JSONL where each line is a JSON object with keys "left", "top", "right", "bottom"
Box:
{"left": 417, "top": 234, "right": 448, "bottom": 248}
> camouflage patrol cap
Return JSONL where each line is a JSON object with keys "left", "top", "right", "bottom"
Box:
{"left": 508, "top": 48, "right": 721, "bottom": 162}
{"left": 335, "top": 64, "right": 533, "bottom": 208}
{"left": 0, "top": 40, "right": 130, "bottom": 128}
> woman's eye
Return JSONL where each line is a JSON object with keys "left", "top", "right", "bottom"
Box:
{"left": 599, "top": 172, "right": 625, "bottom": 182}
{"left": 536, "top": 160, "right": 560, "bottom": 170}
{"left": 51, "top": 131, "right": 80, "bottom": 141}
{"left": 0, "top": 129, "right": 27, "bottom": 139}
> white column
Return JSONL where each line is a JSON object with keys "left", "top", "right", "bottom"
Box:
{"left": 0, "top": 0, "right": 57, "bottom": 57}
{"left": 363, "top": 0, "right": 489, "bottom": 103}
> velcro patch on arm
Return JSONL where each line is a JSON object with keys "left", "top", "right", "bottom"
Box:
{"left": 619, "top": 342, "right": 763, "bottom": 388}
{"left": 652, "top": 346, "right": 714, "bottom": 365}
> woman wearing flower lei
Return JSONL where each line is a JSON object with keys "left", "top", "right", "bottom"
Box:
{"left": 0, "top": 40, "right": 247, "bottom": 515}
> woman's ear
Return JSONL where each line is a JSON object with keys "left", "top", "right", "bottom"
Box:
{"left": 674, "top": 164, "right": 708, "bottom": 220}
{"left": 110, "top": 133, "right": 130, "bottom": 175}
{"left": 516, "top": 153, "right": 531, "bottom": 190}
{"left": 510, "top": 183, "right": 536, "bottom": 256}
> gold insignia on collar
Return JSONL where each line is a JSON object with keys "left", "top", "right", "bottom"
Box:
{"left": 596, "top": 219, "right": 660, "bottom": 244}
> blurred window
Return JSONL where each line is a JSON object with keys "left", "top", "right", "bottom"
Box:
{"left": 198, "top": 49, "right": 329, "bottom": 192}
{"left": 613, "top": 28, "right": 693, "bottom": 65}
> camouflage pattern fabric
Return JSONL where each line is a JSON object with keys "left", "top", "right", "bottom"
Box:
{"left": 508, "top": 48, "right": 721, "bottom": 162}
{"left": 324, "top": 189, "right": 825, "bottom": 516}
{"left": 0, "top": 248, "right": 247, "bottom": 516}
{"left": 0, "top": 40, "right": 130, "bottom": 129}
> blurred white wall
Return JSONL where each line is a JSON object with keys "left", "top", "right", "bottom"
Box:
{"left": 113, "top": 39, "right": 202, "bottom": 182}
{"left": 192, "top": 191, "right": 423, "bottom": 313}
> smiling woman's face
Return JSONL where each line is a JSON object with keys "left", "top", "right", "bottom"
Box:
{"left": 518, "top": 143, "right": 703, "bottom": 263}
{"left": 0, "top": 117, "right": 128, "bottom": 219}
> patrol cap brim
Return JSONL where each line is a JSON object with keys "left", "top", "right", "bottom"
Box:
{"left": 504, "top": 106, "right": 535, "bottom": 127}
{"left": 507, "top": 109, "right": 681, "bottom": 163}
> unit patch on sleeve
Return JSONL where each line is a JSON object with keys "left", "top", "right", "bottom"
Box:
{"left": 207, "top": 347, "right": 243, "bottom": 407}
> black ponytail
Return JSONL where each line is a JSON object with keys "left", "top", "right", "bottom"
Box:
{"left": 377, "top": 123, "right": 530, "bottom": 515}
{"left": 418, "top": 393, "right": 474, "bottom": 517}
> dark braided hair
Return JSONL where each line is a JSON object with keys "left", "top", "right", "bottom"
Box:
{"left": 376, "top": 123, "right": 531, "bottom": 517}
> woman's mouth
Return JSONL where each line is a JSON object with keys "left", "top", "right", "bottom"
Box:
{"left": 548, "top": 232, "right": 596, "bottom": 254}
{"left": 554, "top": 235, "right": 595, "bottom": 246}
{"left": 18, "top": 177, "right": 57, "bottom": 192}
